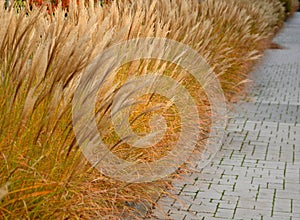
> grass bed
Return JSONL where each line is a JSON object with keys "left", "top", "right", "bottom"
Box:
{"left": 0, "top": 0, "right": 294, "bottom": 218}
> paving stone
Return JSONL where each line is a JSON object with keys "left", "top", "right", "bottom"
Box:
{"left": 237, "top": 199, "right": 256, "bottom": 209}
{"left": 292, "top": 199, "right": 300, "bottom": 214}
{"left": 188, "top": 203, "right": 216, "bottom": 214}
{"left": 257, "top": 188, "right": 275, "bottom": 198}
{"left": 214, "top": 208, "right": 234, "bottom": 219}
{"left": 218, "top": 201, "right": 237, "bottom": 210}
{"left": 234, "top": 208, "right": 264, "bottom": 219}
{"left": 254, "top": 200, "right": 273, "bottom": 211}
{"left": 274, "top": 198, "right": 292, "bottom": 213}
{"left": 272, "top": 211, "right": 300, "bottom": 218}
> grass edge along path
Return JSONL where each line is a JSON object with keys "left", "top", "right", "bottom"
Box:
{"left": 0, "top": 0, "right": 298, "bottom": 219}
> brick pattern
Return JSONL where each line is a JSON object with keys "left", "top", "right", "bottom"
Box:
{"left": 148, "top": 13, "right": 300, "bottom": 220}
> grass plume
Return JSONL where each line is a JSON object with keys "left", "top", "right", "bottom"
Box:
{"left": 0, "top": 0, "right": 287, "bottom": 218}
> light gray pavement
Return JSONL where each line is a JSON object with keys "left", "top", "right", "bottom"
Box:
{"left": 148, "top": 13, "right": 300, "bottom": 220}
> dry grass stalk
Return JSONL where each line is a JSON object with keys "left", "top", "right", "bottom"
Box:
{"left": 0, "top": 0, "right": 286, "bottom": 218}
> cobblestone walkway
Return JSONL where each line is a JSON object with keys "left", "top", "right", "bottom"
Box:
{"left": 149, "top": 13, "right": 300, "bottom": 220}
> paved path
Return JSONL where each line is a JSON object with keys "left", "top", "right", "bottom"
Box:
{"left": 149, "top": 13, "right": 300, "bottom": 220}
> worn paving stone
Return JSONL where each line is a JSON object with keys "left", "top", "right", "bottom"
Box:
{"left": 147, "top": 13, "right": 300, "bottom": 220}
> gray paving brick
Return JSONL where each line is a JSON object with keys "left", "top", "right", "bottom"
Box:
{"left": 218, "top": 201, "right": 236, "bottom": 210}
{"left": 234, "top": 208, "right": 264, "bottom": 219}
{"left": 237, "top": 199, "right": 256, "bottom": 209}
{"left": 274, "top": 198, "right": 292, "bottom": 213}
{"left": 189, "top": 203, "right": 216, "bottom": 214}
{"left": 214, "top": 208, "right": 234, "bottom": 219}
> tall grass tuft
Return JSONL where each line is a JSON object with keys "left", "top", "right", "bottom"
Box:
{"left": 278, "top": 0, "right": 299, "bottom": 17}
{"left": 0, "top": 0, "right": 286, "bottom": 218}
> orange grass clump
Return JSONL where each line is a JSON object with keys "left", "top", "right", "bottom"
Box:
{"left": 0, "top": 0, "right": 286, "bottom": 218}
